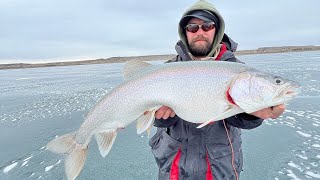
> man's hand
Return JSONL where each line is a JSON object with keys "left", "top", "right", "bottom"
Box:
{"left": 250, "top": 104, "right": 286, "bottom": 119}
{"left": 155, "top": 106, "right": 176, "bottom": 120}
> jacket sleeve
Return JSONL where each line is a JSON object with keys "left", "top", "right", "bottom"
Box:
{"left": 225, "top": 113, "right": 264, "bottom": 129}
{"left": 153, "top": 116, "right": 179, "bottom": 128}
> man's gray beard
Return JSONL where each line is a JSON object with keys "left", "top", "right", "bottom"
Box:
{"left": 189, "top": 42, "right": 213, "bottom": 57}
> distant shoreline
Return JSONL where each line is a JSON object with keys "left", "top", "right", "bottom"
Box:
{"left": 1, "top": 46, "right": 320, "bottom": 70}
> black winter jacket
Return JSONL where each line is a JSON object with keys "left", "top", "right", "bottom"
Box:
{"left": 149, "top": 34, "right": 264, "bottom": 180}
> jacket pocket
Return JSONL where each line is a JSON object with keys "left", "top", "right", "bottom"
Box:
{"left": 206, "top": 139, "right": 242, "bottom": 180}
{"left": 149, "top": 128, "right": 181, "bottom": 169}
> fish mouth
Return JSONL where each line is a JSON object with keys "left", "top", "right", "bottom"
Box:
{"left": 273, "top": 83, "right": 300, "bottom": 104}
{"left": 285, "top": 90, "right": 298, "bottom": 96}
{"left": 283, "top": 83, "right": 301, "bottom": 98}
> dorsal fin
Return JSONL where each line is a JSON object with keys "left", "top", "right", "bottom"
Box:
{"left": 123, "top": 60, "right": 153, "bottom": 80}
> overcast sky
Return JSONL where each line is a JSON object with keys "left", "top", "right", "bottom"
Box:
{"left": 1, "top": 0, "right": 319, "bottom": 63}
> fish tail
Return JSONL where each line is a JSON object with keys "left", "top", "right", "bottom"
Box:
{"left": 47, "top": 132, "right": 88, "bottom": 180}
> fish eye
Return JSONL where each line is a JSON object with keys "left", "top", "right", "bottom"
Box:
{"left": 275, "top": 78, "right": 283, "bottom": 85}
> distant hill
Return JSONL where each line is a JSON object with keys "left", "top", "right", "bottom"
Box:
{"left": 1, "top": 45, "right": 320, "bottom": 70}
{"left": 235, "top": 45, "right": 320, "bottom": 55}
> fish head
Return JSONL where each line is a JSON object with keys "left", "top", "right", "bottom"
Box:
{"left": 229, "top": 69, "right": 301, "bottom": 113}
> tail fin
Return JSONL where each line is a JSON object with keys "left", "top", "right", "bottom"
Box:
{"left": 47, "top": 132, "right": 88, "bottom": 180}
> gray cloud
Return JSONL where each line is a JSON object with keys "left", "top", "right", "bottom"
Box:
{"left": 0, "top": 0, "right": 319, "bottom": 63}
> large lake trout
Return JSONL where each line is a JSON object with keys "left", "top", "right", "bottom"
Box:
{"left": 47, "top": 61, "right": 300, "bottom": 180}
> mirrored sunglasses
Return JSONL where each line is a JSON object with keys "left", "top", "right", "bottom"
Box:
{"left": 185, "top": 22, "right": 216, "bottom": 33}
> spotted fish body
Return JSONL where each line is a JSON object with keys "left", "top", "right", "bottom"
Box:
{"left": 47, "top": 61, "right": 300, "bottom": 180}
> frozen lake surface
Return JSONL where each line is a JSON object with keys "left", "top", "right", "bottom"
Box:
{"left": 0, "top": 51, "right": 320, "bottom": 180}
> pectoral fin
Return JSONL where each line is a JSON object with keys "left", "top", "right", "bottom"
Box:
{"left": 94, "top": 130, "right": 117, "bottom": 157}
{"left": 137, "top": 109, "right": 158, "bottom": 134}
{"left": 197, "top": 107, "right": 244, "bottom": 128}
{"left": 146, "top": 124, "right": 153, "bottom": 138}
